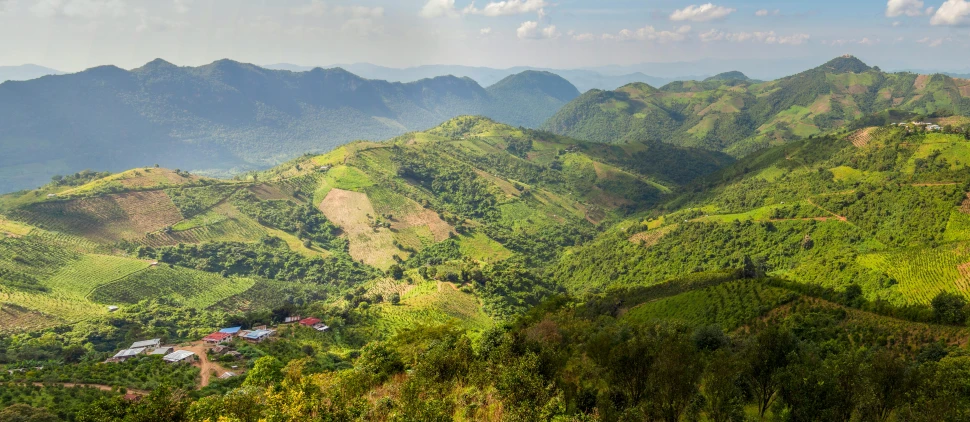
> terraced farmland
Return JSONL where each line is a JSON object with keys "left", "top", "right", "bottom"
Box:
{"left": 90, "top": 265, "right": 257, "bottom": 309}
{"left": 372, "top": 280, "right": 492, "bottom": 335}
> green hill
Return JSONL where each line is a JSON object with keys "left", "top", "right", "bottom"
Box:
{"left": 0, "top": 60, "right": 580, "bottom": 194}
{"left": 0, "top": 116, "right": 730, "bottom": 331}
{"left": 543, "top": 56, "right": 970, "bottom": 156}
{"left": 556, "top": 123, "right": 970, "bottom": 307}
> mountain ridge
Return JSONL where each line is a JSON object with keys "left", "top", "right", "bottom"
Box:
{"left": 0, "top": 59, "right": 580, "bottom": 194}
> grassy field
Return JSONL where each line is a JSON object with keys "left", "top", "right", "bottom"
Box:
{"left": 623, "top": 280, "right": 797, "bottom": 329}
{"left": 371, "top": 279, "right": 493, "bottom": 336}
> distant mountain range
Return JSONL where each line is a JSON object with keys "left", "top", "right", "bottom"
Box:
{"left": 264, "top": 63, "right": 683, "bottom": 93}
{"left": 543, "top": 56, "right": 970, "bottom": 156}
{"left": 0, "top": 59, "right": 579, "bottom": 193}
{"left": 0, "top": 64, "right": 63, "bottom": 83}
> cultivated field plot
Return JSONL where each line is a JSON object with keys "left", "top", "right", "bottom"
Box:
{"left": 13, "top": 191, "right": 184, "bottom": 243}
{"left": 140, "top": 203, "right": 266, "bottom": 247}
{"left": 43, "top": 254, "right": 151, "bottom": 299}
{"left": 90, "top": 265, "right": 256, "bottom": 309}
{"left": 857, "top": 245, "right": 970, "bottom": 305}
{"left": 623, "top": 280, "right": 796, "bottom": 329}
{"left": 372, "top": 280, "right": 492, "bottom": 335}
{"left": 57, "top": 168, "right": 208, "bottom": 196}
{"left": 0, "top": 303, "right": 62, "bottom": 333}
{"left": 319, "top": 188, "right": 404, "bottom": 268}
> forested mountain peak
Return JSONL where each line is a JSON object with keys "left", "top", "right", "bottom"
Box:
{"left": 544, "top": 57, "right": 970, "bottom": 156}
{"left": 816, "top": 54, "right": 873, "bottom": 74}
{"left": 0, "top": 62, "right": 580, "bottom": 193}
{"left": 704, "top": 71, "right": 752, "bottom": 82}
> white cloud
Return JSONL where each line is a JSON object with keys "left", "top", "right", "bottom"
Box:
{"left": 886, "top": 0, "right": 924, "bottom": 17}
{"left": 858, "top": 37, "right": 879, "bottom": 45}
{"left": 892, "top": 21, "right": 902, "bottom": 26}
{"left": 931, "top": 0, "right": 970, "bottom": 26}
{"left": 0, "top": 0, "right": 14, "bottom": 13}
{"left": 174, "top": 0, "right": 191, "bottom": 14}
{"left": 419, "top": 0, "right": 458, "bottom": 18}
{"left": 293, "top": 0, "right": 328, "bottom": 17}
{"left": 918, "top": 36, "right": 950, "bottom": 46}
{"left": 135, "top": 10, "right": 186, "bottom": 33}
{"left": 465, "top": 0, "right": 548, "bottom": 17}
{"left": 480, "top": 27, "right": 492, "bottom": 35}
{"left": 670, "top": 3, "right": 735, "bottom": 22}
{"left": 604, "top": 25, "right": 691, "bottom": 42}
{"left": 568, "top": 30, "right": 596, "bottom": 41}
{"left": 700, "top": 29, "right": 810, "bottom": 45}
{"left": 32, "top": 0, "right": 126, "bottom": 19}
{"left": 516, "top": 20, "right": 559, "bottom": 39}
{"left": 755, "top": 9, "right": 780, "bottom": 17}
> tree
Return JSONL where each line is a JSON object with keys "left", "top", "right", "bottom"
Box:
{"left": 390, "top": 293, "right": 401, "bottom": 305}
{"left": 702, "top": 351, "right": 747, "bottom": 422}
{"left": 743, "top": 326, "right": 798, "bottom": 420}
{"left": 0, "top": 404, "right": 60, "bottom": 422}
{"left": 931, "top": 292, "right": 968, "bottom": 325}
{"left": 244, "top": 356, "right": 285, "bottom": 387}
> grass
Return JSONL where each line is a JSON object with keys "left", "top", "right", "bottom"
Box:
{"left": 90, "top": 265, "right": 257, "bottom": 309}
{"left": 458, "top": 232, "right": 512, "bottom": 263}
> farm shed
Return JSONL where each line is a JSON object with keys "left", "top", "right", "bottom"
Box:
{"left": 109, "top": 348, "right": 146, "bottom": 362}
{"left": 150, "top": 347, "right": 174, "bottom": 356}
{"left": 163, "top": 350, "right": 196, "bottom": 363}
{"left": 284, "top": 315, "right": 302, "bottom": 323}
{"left": 219, "top": 326, "right": 242, "bottom": 334}
{"left": 313, "top": 324, "right": 330, "bottom": 332}
{"left": 130, "top": 339, "right": 161, "bottom": 350}
{"left": 241, "top": 329, "right": 275, "bottom": 343}
{"left": 219, "top": 372, "right": 238, "bottom": 379}
{"left": 299, "top": 317, "right": 321, "bottom": 327}
{"left": 203, "top": 332, "right": 233, "bottom": 344}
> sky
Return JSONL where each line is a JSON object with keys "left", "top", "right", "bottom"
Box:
{"left": 0, "top": 0, "right": 969, "bottom": 73}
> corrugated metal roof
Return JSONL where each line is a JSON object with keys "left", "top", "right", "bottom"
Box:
{"left": 149, "top": 347, "right": 174, "bottom": 355}
{"left": 163, "top": 350, "right": 195, "bottom": 362}
{"left": 130, "top": 339, "right": 161, "bottom": 348}
{"left": 113, "top": 348, "right": 146, "bottom": 358}
{"left": 219, "top": 327, "right": 242, "bottom": 334}
{"left": 242, "top": 329, "right": 274, "bottom": 339}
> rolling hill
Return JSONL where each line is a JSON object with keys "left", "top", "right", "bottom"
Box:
{"left": 0, "top": 116, "right": 731, "bottom": 332}
{"left": 0, "top": 60, "right": 580, "bottom": 194}
{"left": 556, "top": 122, "right": 970, "bottom": 309}
{"left": 543, "top": 56, "right": 970, "bottom": 157}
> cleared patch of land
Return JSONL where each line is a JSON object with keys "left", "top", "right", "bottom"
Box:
{"left": 319, "top": 188, "right": 404, "bottom": 268}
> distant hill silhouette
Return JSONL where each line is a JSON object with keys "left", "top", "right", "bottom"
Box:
{"left": 0, "top": 59, "right": 579, "bottom": 193}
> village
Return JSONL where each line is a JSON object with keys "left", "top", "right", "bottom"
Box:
{"left": 105, "top": 316, "right": 330, "bottom": 385}
{"left": 892, "top": 121, "right": 944, "bottom": 132}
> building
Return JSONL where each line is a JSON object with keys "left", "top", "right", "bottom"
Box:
{"left": 219, "top": 372, "right": 238, "bottom": 379}
{"left": 211, "top": 345, "right": 229, "bottom": 355}
{"left": 150, "top": 347, "right": 174, "bottom": 356}
{"left": 313, "top": 323, "right": 330, "bottom": 332}
{"left": 130, "top": 339, "right": 161, "bottom": 350}
{"left": 219, "top": 327, "right": 242, "bottom": 335}
{"left": 284, "top": 315, "right": 302, "bottom": 324}
{"left": 163, "top": 350, "right": 196, "bottom": 363}
{"left": 109, "top": 348, "right": 146, "bottom": 362}
{"left": 241, "top": 329, "right": 275, "bottom": 343}
{"left": 225, "top": 351, "right": 242, "bottom": 360}
{"left": 299, "top": 317, "right": 321, "bottom": 327}
{"left": 203, "top": 332, "right": 233, "bottom": 345}
{"left": 107, "top": 306, "right": 119, "bottom": 312}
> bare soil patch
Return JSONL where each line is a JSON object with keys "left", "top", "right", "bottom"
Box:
{"left": 848, "top": 127, "right": 877, "bottom": 148}
{"left": 248, "top": 184, "right": 292, "bottom": 201}
{"left": 914, "top": 75, "right": 931, "bottom": 91}
{"left": 319, "top": 188, "right": 403, "bottom": 268}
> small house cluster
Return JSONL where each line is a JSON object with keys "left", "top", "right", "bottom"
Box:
{"left": 108, "top": 338, "right": 196, "bottom": 364}
{"left": 893, "top": 122, "right": 943, "bottom": 132}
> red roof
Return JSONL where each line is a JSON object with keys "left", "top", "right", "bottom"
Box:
{"left": 204, "top": 332, "right": 232, "bottom": 341}
{"left": 299, "top": 317, "right": 321, "bottom": 326}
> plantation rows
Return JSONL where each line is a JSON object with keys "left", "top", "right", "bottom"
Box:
{"left": 0, "top": 288, "right": 104, "bottom": 321}
{"left": 0, "top": 235, "right": 79, "bottom": 280}
{"left": 44, "top": 254, "right": 151, "bottom": 299}
{"left": 139, "top": 213, "right": 267, "bottom": 248}
{"left": 623, "top": 280, "right": 798, "bottom": 330}
{"left": 209, "top": 279, "right": 329, "bottom": 312}
{"left": 27, "top": 229, "right": 103, "bottom": 254}
{"left": 857, "top": 246, "right": 970, "bottom": 305}
{"left": 90, "top": 265, "right": 256, "bottom": 309}
{"left": 166, "top": 185, "right": 241, "bottom": 218}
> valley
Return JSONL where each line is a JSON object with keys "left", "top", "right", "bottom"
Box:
{"left": 4, "top": 56, "right": 970, "bottom": 421}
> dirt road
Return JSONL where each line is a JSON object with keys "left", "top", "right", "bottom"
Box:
{"left": 182, "top": 342, "right": 229, "bottom": 388}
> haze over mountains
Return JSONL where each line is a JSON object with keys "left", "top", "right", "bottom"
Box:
{"left": 0, "top": 59, "right": 579, "bottom": 193}
{"left": 265, "top": 63, "right": 683, "bottom": 93}
{"left": 0, "top": 64, "right": 63, "bottom": 83}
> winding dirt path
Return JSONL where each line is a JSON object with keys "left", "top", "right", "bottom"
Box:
{"left": 182, "top": 342, "right": 229, "bottom": 388}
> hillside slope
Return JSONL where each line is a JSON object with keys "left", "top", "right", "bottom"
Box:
{"left": 543, "top": 56, "right": 970, "bottom": 156}
{"left": 0, "top": 60, "right": 579, "bottom": 193}
{"left": 0, "top": 116, "right": 731, "bottom": 331}
{"left": 556, "top": 122, "right": 970, "bottom": 307}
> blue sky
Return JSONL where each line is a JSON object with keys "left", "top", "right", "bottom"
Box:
{"left": 0, "top": 0, "right": 968, "bottom": 73}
